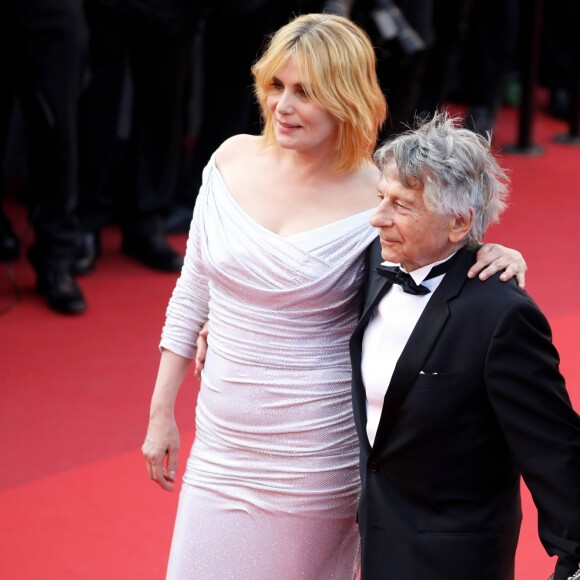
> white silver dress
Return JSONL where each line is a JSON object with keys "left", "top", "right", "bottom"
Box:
{"left": 160, "top": 155, "right": 377, "bottom": 579}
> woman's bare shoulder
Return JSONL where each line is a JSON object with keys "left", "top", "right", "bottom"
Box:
{"left": 215, "top": 134, "right": 262, "bottom": 169}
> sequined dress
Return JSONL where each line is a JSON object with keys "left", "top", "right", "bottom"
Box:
{"left": 160, "top": 155, "right": 377, "bottom": 579}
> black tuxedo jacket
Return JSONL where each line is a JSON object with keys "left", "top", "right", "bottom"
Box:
{"left": 350, "top": 240, "right": 580, "bottom": 580}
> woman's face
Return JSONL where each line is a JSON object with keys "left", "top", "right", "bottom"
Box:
{"left": 266, "top": 57, "right": 338, "bottom": 154}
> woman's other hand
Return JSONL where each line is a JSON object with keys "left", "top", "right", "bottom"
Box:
{"left": 142, "top": 411, "right": 180, "bottom": 491}
{"left": 194, "top": 321, "right": 209, "bottom": 378}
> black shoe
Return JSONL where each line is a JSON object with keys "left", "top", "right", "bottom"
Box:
{"left": 36, "top": 270, "right": 87, "bottom": 315}
{"left": 122, "top": 234, "right": 183, "bottom": 272}
{"left": 73, "top": 231, "right": 101, "bottom": 275}
{"left": 0, "top": 216, "right": 20, "bottom": 262}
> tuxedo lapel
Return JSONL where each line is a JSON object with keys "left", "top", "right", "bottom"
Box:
{"left": 371, "top": 248, "right": 477, "bottom": 450}
{"left": 351, "top": 273, "right": 392, "bottom": 452}
{"left": 356, "top": 237, "right": 391, "bottom": 333}
{"left": 350, "top": 239, "right": 391, "bottom": 451}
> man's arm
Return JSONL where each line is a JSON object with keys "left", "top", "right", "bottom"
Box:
{"left": 486, "top": 298, "right": 580, "bottom": 580}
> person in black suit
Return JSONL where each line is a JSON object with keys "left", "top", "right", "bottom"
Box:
{"left": 350, "top": 111, "right": 580, "bottom": 580}
{"left": 0, "top": 0, "right": 88, "bottom": 314}
{"left": 75, "top": 0, "right": 199, "bottom": 273}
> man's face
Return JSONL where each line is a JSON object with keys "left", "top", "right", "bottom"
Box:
{"left": 370, "top": 162, "right": 459, "bottom": 271}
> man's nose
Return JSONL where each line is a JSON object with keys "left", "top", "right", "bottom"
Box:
{"left": 371, "top": 200, "right": 394, "bottom": 228}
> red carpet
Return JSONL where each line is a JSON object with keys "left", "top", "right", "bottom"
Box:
{"left": 0, "top": 103, "right": 578, "bottom": 579}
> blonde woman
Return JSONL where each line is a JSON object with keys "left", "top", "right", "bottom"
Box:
{"left": 142, "top": 14, "right": 526, "bottom": 579}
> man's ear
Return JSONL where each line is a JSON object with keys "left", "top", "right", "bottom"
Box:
{"left": 448, "top": 208, "right": 474, "bottom": 243}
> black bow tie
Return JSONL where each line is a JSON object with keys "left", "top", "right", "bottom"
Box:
{"left": 376, "top": 258, "right": 455, "bottom": 295}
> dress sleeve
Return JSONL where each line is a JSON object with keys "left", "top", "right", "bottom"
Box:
{"left": 159, "top": 164, "right": 212, "bottom": 359}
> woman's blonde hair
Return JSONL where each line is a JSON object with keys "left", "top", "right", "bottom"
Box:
{"left": 252, "top": 13, "right": 387, "bottom": 173}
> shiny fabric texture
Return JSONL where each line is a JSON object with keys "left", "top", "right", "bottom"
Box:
{"left": 161, "top": 155, "right": 377, "bottom": 579}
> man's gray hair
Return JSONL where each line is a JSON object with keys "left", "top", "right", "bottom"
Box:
{"left": 373, "top": 110, "right": 509, "bottom": 247}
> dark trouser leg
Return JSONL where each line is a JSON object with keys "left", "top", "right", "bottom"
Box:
{"left": 0, "top": 140, "right": 20, "bottom": 259}
{"left": 78, "top": 0, "right": 128, "bottom": 235}
{"left": 352, "top": 0, "right": 435, "bottom": 139}
{"left": 460, "top": 0, "right": 519, "bottom": 134}
{"left": 121, "top": 8, "right": 197, "bottom": 241}
{"left": 19, "top": 0, "right": 87, "bottom": 274}
{"left": 462, "top": 0, "right": 519, "bottom": 109}
{"left": 416, "top": 0, "right": 473, "bottom": 114}
{"left": 0, "top": 5, "right": 20, "bottom": 261}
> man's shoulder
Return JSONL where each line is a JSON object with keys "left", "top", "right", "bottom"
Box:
{"left": 459, "top": 265, "right": 539, "bottom": 314}
{"left": 444, "top": 247, "right": 538, "bottom": 311}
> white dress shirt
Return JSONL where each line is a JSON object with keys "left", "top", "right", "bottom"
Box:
{"left": 361, "top": 255, "right": 454, "bottom": 446}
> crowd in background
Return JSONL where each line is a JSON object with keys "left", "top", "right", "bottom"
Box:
{"left": 0, "top": 0, "right": 576, "bottom": 315}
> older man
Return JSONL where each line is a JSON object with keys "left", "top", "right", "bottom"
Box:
{"left": 350, "top": 112, "right": 580, "bottom": 580}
